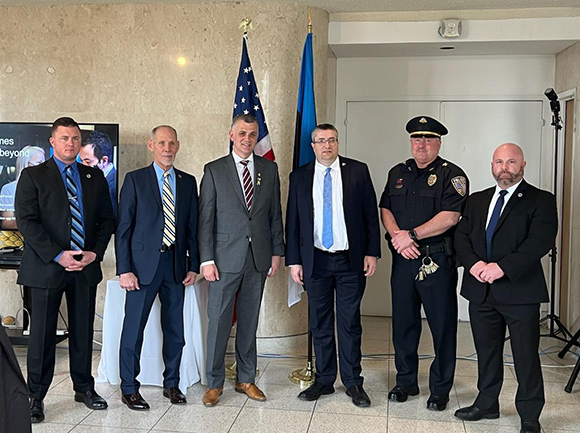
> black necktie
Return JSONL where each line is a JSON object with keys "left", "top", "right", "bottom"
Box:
{"left": 486, "top": 189, "right": 508, "bottom": 256}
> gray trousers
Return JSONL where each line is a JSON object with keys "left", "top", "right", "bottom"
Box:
{"left": 205, "top": 246, "right": 267, "bottom": 389}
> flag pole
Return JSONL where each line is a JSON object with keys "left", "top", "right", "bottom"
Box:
{"left": 289, "top": 7, "right": 315, "bottom": 387}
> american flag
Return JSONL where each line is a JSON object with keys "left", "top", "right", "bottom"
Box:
{"left": 231, "top": 33, "right": 275, "bottom": 161}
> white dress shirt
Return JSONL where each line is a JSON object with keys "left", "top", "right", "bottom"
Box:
{"left": 231, "top": 151, "right": 255, "bottom": 186}
{"left": 313, "top": 158, "right": 349, "bottom": 252}
{"left": 485, "top": 179, "right": 523, "bottom": 229}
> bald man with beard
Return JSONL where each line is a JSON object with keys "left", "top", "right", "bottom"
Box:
{"left": 454, "top": 143, "right": 558, "bottom": 433}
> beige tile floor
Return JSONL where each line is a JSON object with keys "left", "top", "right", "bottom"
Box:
{"left": 13, "top": 317, "right": 580, "bottom": 433}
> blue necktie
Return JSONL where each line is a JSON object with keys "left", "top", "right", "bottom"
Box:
{"left": 65, "top": 165, "right": 85, "bottom": 251}
{"left": 486, "top": 189, "right": 508, "bottom": 256}
{"left": 322, "top": 167, "right": 333, "bottom": 249}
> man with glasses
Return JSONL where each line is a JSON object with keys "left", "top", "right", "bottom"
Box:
{"left": 379, "top": 116, "right": 468, "bottom": 411}
{"left": 286, "top": 123, "right": 381, "bottom": 407}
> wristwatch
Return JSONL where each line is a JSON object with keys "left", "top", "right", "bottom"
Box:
{"left": 408, "top": 229, "right": 418, "bottom": 242}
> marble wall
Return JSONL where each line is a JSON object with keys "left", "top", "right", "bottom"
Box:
{"left": 0, "top": 2, "right": 329, "bottom": 350}
{"left": 556, "top": 41, "right": 580, "bottom": 333}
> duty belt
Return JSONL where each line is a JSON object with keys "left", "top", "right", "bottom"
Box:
{"left": 418, "top": 242, "right": 445, "bottom": 257}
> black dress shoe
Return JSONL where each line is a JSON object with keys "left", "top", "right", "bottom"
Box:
{"left": 427, "top": 394, "right": 449, "bottom": 411}
{"left": 30, "top": 398, "right": 44, "bottom": 423}
{"left": 163, "top": 387, "right": 187, "bottom": 404}
{"left": 74, "top": 390, "right": 108, "bottom": 410}
{"left": 298, "top": 381, "right": 335, "bottom": 401}
{"left": 521, "top": 421, "right": 541, "bottom": 433}
{"left": 388, "top": 385, "right": 420, "bottom": 402}
{"left": 454, "top": 404, "right": 500, "bottom": 421}
{"left": 122, "top": 392, "right": 150, "bottom": 411}
{"left": 346, "top": 385, "right": 371, "bottom": 407}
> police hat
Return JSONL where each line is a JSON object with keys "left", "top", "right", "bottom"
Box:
{"left": 406, "top": 116, "right": 448, "bottom": 138}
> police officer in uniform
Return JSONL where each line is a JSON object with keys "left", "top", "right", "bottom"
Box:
{"left": 379, "top": 116, "right": 468, "bottom": 411}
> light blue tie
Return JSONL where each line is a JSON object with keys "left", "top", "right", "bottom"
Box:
{"left": 322, "top": 167, "right": 333, "bottom": 249}
{"left": 65, "top": 165, "right": 85, "bottom": 251}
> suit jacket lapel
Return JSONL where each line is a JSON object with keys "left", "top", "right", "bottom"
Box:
{"left": 226, "top": 154, "right": 247, "bottom": 211}
{"left": 174, "top": 168, "right": 183, "bottom": 226}
{"left": 147, "top": 164, "right": 162, "bottom": 211}
{"left": 250, "top": 157, "right": 263, "bottom": 215}
{"left": 477, "top": 187, "right": 495, "bottom": 247}
{"left": 45, "top": 158, "right": 68, "bottom": 206}
{"left": 304, "top": 161, "right": 315, "bottom": 228}
{"left": 339, "top": 156, "right": 351, "bottom": 212}
{"left": 78, "top": 164, "right": 92, "bottom": 224}
{"left": 495, "top": 180, "right": 528, "bottom": 233}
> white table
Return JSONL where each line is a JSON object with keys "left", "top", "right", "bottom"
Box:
{"left": 97, "top": 277, "right": 209, "bottom": 391}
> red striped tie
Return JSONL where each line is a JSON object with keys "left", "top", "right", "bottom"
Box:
{"left": 240, "top": 160, "right": 254, "bottom": 211}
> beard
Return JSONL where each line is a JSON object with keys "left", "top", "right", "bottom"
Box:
{"left": 493, "top": 168, "right": 524, "bottom": 187}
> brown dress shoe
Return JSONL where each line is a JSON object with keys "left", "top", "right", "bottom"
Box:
{"left": 235, "top": 382, "right": 266, "bottom": 401}
{"left": 202, "top": 388, "right": 223, "bottom": 407}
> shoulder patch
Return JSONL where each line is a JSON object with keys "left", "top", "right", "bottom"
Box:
{"left": 451, "top": 176, "right": 467, "bottom": 197}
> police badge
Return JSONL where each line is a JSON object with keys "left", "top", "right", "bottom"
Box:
{"left": 451, "top": 176, "right": 467, "bottom": 196}
{"left": 427, "top": 174, "right": 437, "bottom": 186}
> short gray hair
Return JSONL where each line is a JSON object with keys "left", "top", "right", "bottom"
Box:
{"left": 151, "top": 125, "right": 178, "bottom": 140}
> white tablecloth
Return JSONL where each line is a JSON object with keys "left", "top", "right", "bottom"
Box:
{"left": 97, "top": 277, "right": 209, "bottom": 390}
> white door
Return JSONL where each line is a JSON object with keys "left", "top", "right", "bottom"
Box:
{"left": 345, "top": 100, "right": 440, "bottom": 317}
{"left": 344, "top": 99, "right": 544, "bottom": 319}
{"left": 441, "top": 100, "right": 543, "bottom": 321}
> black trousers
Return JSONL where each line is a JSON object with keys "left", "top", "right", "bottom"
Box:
{"left": 390, "top": 252, "right": 458, "bottom": 396}
{"left": 470, "top": 290, "right": 544, "bottom": 422}
{"left": 27, "top": 273, "right": 96, "bottom": 400}
{"left": 304, "top": 249, "right": 366, "bottom": 389}
{"left": 119, "top": 250, "right": 185, "bottom": 394}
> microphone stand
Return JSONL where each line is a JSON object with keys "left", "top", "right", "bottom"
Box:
{"left": 539, "top": 91, "right": 580, "bottom": 392}
{"left": 538, "top": 97, "right": 574, "bottom": 343}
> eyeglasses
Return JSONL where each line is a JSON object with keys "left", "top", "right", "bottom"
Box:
{"left": 313, "top": 138, "right": 338, "bottom": 145}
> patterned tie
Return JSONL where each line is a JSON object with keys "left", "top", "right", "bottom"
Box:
{"left": 240, "top": 160, "right": 254, "bottom": 211}
{"left": 486, "top": 189, "right": 508, "bottom": 256}
{"left": 322, "top": 167, "right": 333, "bottom": 249}
{"left": 162, "top": 171, "right": 176, "bottom": 247}
{"left": 65, "top": 165, "right": 84, "bottom": 251}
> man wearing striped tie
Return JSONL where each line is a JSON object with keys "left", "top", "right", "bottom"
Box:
{"left": 198, "top": 114, "right": 284, "bottom": 406}
{"left": 15, "top": 117, "right": 115, "bottom": 423}
{"left": 116, "top": 125, "right": 199, "bottom": 410}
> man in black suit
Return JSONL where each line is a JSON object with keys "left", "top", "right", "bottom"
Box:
{"left": 286, "top": 123, "right": 381, "bottom": 407}
{"left": 116, "top": 125, "right": 198, "bottom": 410}
{"left": 454, "top": 143, "right": 557, "bottom": 433}
{"left": 15, "top": 117, "right": 115, "bottom": 423}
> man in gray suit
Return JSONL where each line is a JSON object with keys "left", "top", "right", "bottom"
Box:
{"left": 198, "top": 114, "right": 284, "bottom": 406}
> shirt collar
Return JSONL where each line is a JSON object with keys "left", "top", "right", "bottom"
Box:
{"left": 153, "top": 162, "right": 174, "bottom": 182}
{"left": 315, "top": 157, "right": 340, "bottom": 173}
{"left": 232, "top": 151, "right": 254, "bottom": 165}
{"left": 53, "top": 157, "right": 78, "bottom": 175}
{"left": 495, "top": 178, "right": 523, "bottom": 197}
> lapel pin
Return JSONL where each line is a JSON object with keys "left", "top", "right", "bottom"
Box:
{"left": 86, "top": 174, "right": 91, "bottom": 178}
{"left": 178, "top": 174, "right": 182, "bottom": 179}
{"left": 518, "top": 193, "right": 523, "bottom": 198}
{"left": 341, "top": 162, "right": 346, "bottom": 166}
